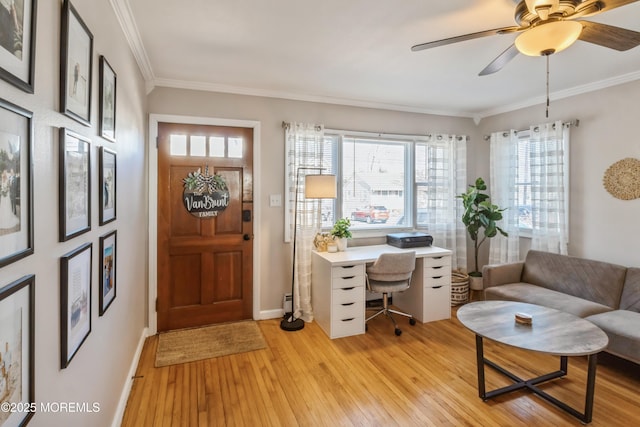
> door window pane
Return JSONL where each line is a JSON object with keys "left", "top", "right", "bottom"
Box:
{"left": 228, "top": 137, "right": 243, "bottom": 158}
{"left": 209, "top": 136, "right": 225, "bottom": 157}
{"left": 170, "top": 134, "right": 187, "bottom": 156}
{"left": 190, "top": 135, "right": 206, "bottom": 157}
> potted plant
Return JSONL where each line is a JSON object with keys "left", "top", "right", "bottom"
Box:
{"left": 457, "top": 177, "right": 508, "bottom": 290}
{"left": 330, "top": 218, "right": 352, "bottom": 251}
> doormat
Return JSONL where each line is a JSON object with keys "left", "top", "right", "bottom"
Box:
{"left": 155, "top": 320, "right": 267, "bottom": 367}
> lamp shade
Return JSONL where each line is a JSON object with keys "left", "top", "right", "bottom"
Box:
{"left": 304, "top": 174, "right": 337, "bottom": 199}
{"left": 515, "top": 20, "right": 583, "bottom": 56}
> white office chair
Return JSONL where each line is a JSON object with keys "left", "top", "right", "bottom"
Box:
{"left": 365, "top": 251, "right": 416, "bottom": 336}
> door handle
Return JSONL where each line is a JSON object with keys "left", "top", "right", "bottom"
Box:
{"left": 243, "top": 234, "right": 251, "bottom": 241}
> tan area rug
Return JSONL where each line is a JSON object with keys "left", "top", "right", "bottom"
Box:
{"left": 155, "top": 320, "right": 267, "bottom": 367}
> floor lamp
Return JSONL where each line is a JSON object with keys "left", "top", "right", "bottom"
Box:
{"left": 281, "top": 167, "right": 337, "bottom": 331}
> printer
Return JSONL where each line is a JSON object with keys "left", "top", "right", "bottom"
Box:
{"left": 386, "top": 231, "right": 433, "bottom": 248}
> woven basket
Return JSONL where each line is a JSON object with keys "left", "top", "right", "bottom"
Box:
{"left": 451, "top": 270, "right": 469, "bottom": 306}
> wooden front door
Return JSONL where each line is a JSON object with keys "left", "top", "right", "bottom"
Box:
{"left": 157, "top": 122, "right": 253, "bottom": 332}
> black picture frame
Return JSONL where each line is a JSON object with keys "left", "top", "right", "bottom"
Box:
{"left": 60, "top": 0, "right": 93, "bottom": 126}
{"left": 99, "top": 230, "right": 116, "bottom": 315}
{"left": 60, "top": 242, "right": 92, "bottom": 369}
{"left": 0, "top": 97, "right": 34, "bottom": 268}
{"left": 59, "top": 128, "right": 91, "bottom": 241}
{"left": 0, "top": 274, "right": 35, "bottom": 426}
{"left": 0, "top": 0, "right": 37, "bottom": 92}
{"left": 99, "top": 56, "right": 116, "bottom": 142}
{"left": 99, "top": 146, "right": 116, "bottom": 225}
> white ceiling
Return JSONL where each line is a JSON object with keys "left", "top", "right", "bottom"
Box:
{"left": 119, "top": 0, "right": 640, "bottom": 119}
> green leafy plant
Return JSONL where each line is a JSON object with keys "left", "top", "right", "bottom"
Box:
{"left": 457, "top": 177, "right": 508, "bottom": 275}
{"left": 330, "top": 218, "right": 352, "bottom": 239}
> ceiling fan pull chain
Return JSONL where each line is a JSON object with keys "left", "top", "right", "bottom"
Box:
{"left": 546, "top": 54, "right": 550, "bottom": 118}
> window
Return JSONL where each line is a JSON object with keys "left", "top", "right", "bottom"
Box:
{"left": 169, "top": 134, "right": 244, "bottom": 158}
{"left": 318, "top": 131, "right": 465, "bottom": 235}
{"left": 515, "top": 131, "right": 533, "bottom": 231}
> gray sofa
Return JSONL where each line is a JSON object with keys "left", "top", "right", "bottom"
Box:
{"left": 482, "top": 250, "right": 640, "bottom": 365}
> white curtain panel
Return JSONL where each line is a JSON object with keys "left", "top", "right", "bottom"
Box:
{"left": 422, "top": 134, "right": 468, "bottom": 270}
{"left": 529, "top": 121, "right": 570, "bottom": 254}
{"left": 489, "top": 130, "right": 521, "bottom": 265}
{"left": 285, "top": 122, "right": 325, "bottom": 322}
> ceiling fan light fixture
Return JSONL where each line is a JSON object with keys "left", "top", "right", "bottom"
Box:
{"left": 515, "top": 20, "right": 583, "bottom": 56}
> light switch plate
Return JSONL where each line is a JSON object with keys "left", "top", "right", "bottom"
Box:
{"left": 269, "top": 194, "right": 282, "bottom": 207}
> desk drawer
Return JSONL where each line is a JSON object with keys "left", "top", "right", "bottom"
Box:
{"left": 424, "top": 265, "right": 450, "bottom": 279}
{"left": 331, "top": 316, "right": 364, "bottom": 338}
{"left": 423, "top": 256, "right": 451, "bottom": 269}
{"left": 423, "top": 284, "right": 451, "bottom": 321}
{"left": 426, "top": 274, "right": 451, "bottom": 288}
{"left": 332, "top": 264, "right": 365, "bottom": 278}
{"left": 333, "top": 286, "right": 363, "bottom": 305}
{"left": 332, "top": 275, "right": 363, "bottom": 289}
{"left": 333, "top": 299, "right": 364, "bottom": 320}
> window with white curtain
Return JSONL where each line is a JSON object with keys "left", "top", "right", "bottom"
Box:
{"left": 489, "top": 120, "right": 571, "bottom": 261}
{"left": 316, "top": 130, "right": 467, "bottom": 268}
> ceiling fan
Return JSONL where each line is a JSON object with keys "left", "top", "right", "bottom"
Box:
{"left": 411, "top": 0, "right": 640, "bottom": 76}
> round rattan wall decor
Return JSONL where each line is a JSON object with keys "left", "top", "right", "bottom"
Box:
{"left": 602, "top": 158, "right": 640, "bottom": 200}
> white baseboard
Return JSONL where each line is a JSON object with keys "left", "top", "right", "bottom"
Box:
{"left": 111, "top": 327, "right": 149, "bottom": 427}
{"left": 260, "top": 309, "right": 285, "bottom": 320}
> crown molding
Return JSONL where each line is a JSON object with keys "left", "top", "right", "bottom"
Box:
{"left": 478, "top": 70, "right": 640, "bottom": 119}
{"left": 109, "top": 0, "right": 155, "bottom": 84}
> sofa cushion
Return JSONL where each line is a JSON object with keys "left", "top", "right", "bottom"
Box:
{"left": 586, "top": 310, "right": 640, "bottom": 365}
{"left": 620, "top": 268, "right": 640, "bottom": 313}
{"left": 521, "top": 250, "right": 627, "bottom": 309}
{"left": 485, "top": 283, "right": 613, "bottom": 318}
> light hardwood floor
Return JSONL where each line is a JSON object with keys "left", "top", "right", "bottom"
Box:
{"left": 122, "top": 307, "right": 640, "bottom": 426}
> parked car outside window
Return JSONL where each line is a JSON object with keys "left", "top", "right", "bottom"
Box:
{"left": 350, "top": 205, "right": 389, "bottom": 224}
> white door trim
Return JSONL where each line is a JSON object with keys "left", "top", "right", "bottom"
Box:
{"left": 148, "top": 114, "right": 261, "bottom": 335}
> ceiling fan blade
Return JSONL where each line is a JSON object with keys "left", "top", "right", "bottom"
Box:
{"left": 478, "top": 44, "right": 520, "bottom": 76}
{"left": 574, "top": 0, "right": 639, "bottom": 17}
{"left": 411, "top": 27, "right": 521, "bottom": 52}
{"left": 578, "top": 21, "right": 640, "bottom": 51}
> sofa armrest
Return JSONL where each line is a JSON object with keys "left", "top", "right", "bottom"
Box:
{"left": 483, "top": 262, "right": 524, "bottom": 289}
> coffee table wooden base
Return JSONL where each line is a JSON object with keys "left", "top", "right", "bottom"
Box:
{"left": 475, "top": 335, "right": 598, "bottom": 424}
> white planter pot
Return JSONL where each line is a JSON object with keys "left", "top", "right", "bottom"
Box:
{"left": 335, "top": 237, "right": 348, "bottom": 251}
{"left": 469, "top": 275, "right": 484, "bottom": 291}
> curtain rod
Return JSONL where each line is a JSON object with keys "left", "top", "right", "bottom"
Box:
{"left": 283, "top": 121, "right": 467, "bottom": 140}
{"left": 483, "top": 119, "right": 579, "bottom": 141}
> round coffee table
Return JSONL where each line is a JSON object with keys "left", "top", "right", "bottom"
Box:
{"left": 457, "top": 301, "right": 609, "bottom": 424}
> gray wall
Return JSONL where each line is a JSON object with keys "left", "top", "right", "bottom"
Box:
{"left": 0, "top": 0, "right": 148, "bottom": 425}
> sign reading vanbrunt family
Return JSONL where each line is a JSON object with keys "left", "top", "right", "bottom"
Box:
{"left": 182, "top": 167, "right": 229, "bottom": 218}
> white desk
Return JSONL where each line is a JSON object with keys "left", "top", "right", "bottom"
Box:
{"left": 311, "top": 244, "right": 452, "bottom": 339}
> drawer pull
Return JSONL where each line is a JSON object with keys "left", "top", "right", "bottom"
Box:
{"left": 341, "top": 276, "right": 356, "bottom": 280}
{"left": 432, "top": 276, "right": 443, "bottom": 279}
{"left": 341, "top": 287, "right": 356, "bottom": 291}
{"left": 341, "top": 302, "right": 355, "bottom": 306}
{"left": 433, "top": 285, "right": 443, "bottom": 289}
{"left": 341, "top": 318, "right": 355, "bottom": 322}
{"left": 433, "top": 256, "right": 443, "bottom": 259}
{"left": 432, "top": 266, "right": 443, "bottom": 269}
{"left": 341, "top": 265, "right": 356, "bottom": 269}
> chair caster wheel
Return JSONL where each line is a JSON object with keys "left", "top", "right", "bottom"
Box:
{"left": 409, "top": 318, "right": 416, "bottom": 326}
{"left": 395, "top": 328, "right": 402, "bottom": 336}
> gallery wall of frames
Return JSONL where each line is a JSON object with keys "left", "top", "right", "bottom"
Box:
{"left": 0, "top": 1, "right": 135, "bottom": 426}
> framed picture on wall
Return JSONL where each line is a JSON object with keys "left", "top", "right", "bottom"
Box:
{"left": 60, "top": 242, "right": 92, "bottom": 369}
{"left": 59, "top": 128, "right": 91, "bottom": 241}
{"left": 99, "top": 230, "right": 116, "bottom": 315}
{"left": 0, "top": 97, "right": 34, "bottom": 268}
{"left": 60, "top": 0, "right": 93, "bottom": 126}
{"left": 99, "top": 55, "right": 116, "bottom": 142}
{"left": 0, "top": 274, "right": 35, "bottom": 426}
{"left": 0, "top": 0, "right": 37, "bottom": 93}
{"left": 99, "top": 146, "right": 116, "bottom": 225}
